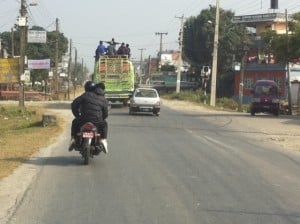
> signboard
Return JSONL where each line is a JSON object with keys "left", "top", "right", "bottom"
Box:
{"left": 28, "top": 59, "right": 50, "bottom": 69}
{"left": 0, "top": 58, "right": 20, "bottom": 83}
{"left": 27, "top": 30, "right": 47, "bottom": 43}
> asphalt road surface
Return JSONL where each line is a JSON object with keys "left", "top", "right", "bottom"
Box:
{"left": 5, "top": 102, "right": 300, "bottom": 224}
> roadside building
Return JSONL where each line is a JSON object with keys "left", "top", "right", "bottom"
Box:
{"left": 232, "top": 5, "right": 293, "bottom": 103}
{"left": 234, "top": 64, "right": 286, "bottom": 103}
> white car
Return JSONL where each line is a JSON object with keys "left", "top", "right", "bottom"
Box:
{"left": 129, "top": 87, "right": 161, "bottom": 116}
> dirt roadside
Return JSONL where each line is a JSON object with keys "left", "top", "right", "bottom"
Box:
{"left": 0, "top": 102, "right": 72, "bottom": 224}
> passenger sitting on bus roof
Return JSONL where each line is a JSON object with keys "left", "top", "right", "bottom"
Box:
{"left": 117, "top": 43, "right": 126, "bottom": 55}
{"left": 95, "top": 41, "right": 106, "bottom": 61}
{"left": 125, "top": 44, "right": 131, "bottom": 58}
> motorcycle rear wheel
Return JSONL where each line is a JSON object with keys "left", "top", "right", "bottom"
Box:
{"left": 82, "top": 140, "right": 91, "bottom": 165}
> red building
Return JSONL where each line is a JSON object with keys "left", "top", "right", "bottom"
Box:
{"left": 234, "top": 64, "right": 286, "bottom": 103}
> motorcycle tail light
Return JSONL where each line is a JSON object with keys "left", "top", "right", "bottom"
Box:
{"left": 81, "top": 123, "right": 96, "bottom": 131}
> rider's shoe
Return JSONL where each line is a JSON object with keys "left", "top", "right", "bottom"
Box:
{"left": 93, "top": 145, "right": 102, "bottom": 155}
{"left": 101, "top": 139, "right": 108, "bottom": 154}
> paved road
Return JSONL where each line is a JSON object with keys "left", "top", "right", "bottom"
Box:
{"left": 4, "top": 102, "right": 300, "bottom": 224}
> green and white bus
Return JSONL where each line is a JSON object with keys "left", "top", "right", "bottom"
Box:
{"left": 93, "top": 55, "right": 135, "bottom": 105}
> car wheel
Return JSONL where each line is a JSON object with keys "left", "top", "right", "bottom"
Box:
{"left": 274, "top": 110, "right": 279, "bottom": 116}
{"left": 129, "top": 108, "right": 133, "bottom": 115}
{"left": 123, "top": 100, "right": 128, "bottom": 107}
{"left": 250, "top": 109, "right": 255, "bottom": 116}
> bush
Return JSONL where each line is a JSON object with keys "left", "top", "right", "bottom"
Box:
{"left": 216, "top": 98, "right": 238, "bottom": 110}
{"left": 162, "top": 90, "right": 246, "bottom": 111}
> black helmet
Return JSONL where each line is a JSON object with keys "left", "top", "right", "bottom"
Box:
{"left": 84, "top": 81, "right": 95, "bottom": 92}
{"left": 95, "top": 82, "right": 105, "bottom": 90}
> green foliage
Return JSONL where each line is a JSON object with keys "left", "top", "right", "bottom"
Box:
{"left": 163, "top": 91, "right": 241, "bottom": 111}
{"left": 182, "top": 6, "right": 246, "bottom": 99}
{"left": 167, "top": 90, "right": 201, "bottom": 103}
{"left": 216, "top": 97, "right": 238, "bottom": 110}
{"left": 259, "top": 12, "right": 300, "bottom": 63}
{"left": 0, "top": 106, "right": 36, "bottom": 118}
{"left": 183, "top": 6, "right": 246, "bottom": 68}
{"left": 0, "top": 26, "right": 69, "bottom": 83}
{"left": 0, "top": 106, "right": 40, "bottom": 132}
{"left": 161, "top": 64, "right": 176, "bottom": 72}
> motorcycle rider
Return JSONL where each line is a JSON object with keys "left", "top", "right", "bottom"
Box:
{"left": 69, "top": 81, "right": 108, "bottom": 153}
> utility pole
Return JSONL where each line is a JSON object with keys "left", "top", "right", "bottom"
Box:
{"left": 55, "top": 18, "right": 59, "bottom": 93}
{"left": 175, "top": 15, "right": 185, "bottom": 93}
{"left": 155, "top": 32, "right": 168, "bottom": 54}
{"left": 148, "top": 55, "right": 152, "bottom": 77}
{"left": 155, "top": 32, "right": 168, "bottom": 71}
{"left": 67, "top": 39, "right": 72, "bottom": 100}
{"left": 73, "top": 47, "right": 77, "bottom": 98}
{"left": 138, "top": 48, "right": 146, "bottom": 69}
{"left": 11, "top": 27, "right": 14, "bottom": 57}
{"left": 238, "top": 51, "right": 247, "bottom": 112}
{"left": 210, "top": 0, "right": 220, "bottom": 107}
{"left": 19, "top": 0, "right": 27, "bottom": 107}
{"left": 81, "top": 58, "right": 84, "bottom": 81}
{"left": 285, "top": 9, "right": 292, "bottom": 115}
{"left": 138, "top": 48, "right": 146, "bottom": 83}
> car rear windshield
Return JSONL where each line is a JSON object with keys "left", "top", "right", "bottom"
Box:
{"left": 135, "top": 89, "right": 157, "bottom": 98}
{"left": 254, "top": 85, "right": 278, "bottom": 96}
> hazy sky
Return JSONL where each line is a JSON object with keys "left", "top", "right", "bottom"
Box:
{"left": 1, "top": 0, "right": 300, "bottom": 72}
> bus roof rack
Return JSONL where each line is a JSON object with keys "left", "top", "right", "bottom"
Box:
{"left": 100, "top": 55, "right": 128, "bottom": 59}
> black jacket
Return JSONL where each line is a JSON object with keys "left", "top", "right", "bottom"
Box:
{"left": 71, "top": 88, "right": 108, "bottom": 124}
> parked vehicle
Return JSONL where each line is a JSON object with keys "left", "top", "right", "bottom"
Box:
{"left": 76, "top": 122, "right": 104, "bottom": 165}
{"left": 249, "top": 80, "right": 280, "bottom": 116}
{"left": 93, "top": 55, "right": 135, "bottom": 106}
{"left": 129, "top": 87, "right": 161, "bottom": 116}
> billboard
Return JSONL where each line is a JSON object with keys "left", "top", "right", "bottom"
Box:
{"left": 0, "top": 58, "right": 20, "bottom": 83}
{"left": 28, "top": 30, "right": 47, "bottom": 43}
{"left": 28, "top": 59, "right": 50, "bottom": 69}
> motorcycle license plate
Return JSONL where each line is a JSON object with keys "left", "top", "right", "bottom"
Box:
{"left": 82, "top": 132, "right": 94, "bottom": 138}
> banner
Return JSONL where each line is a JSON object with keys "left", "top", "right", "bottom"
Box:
{"left": 0, "top": 58, "right": 20, "bottom": 83}
{"left": 28, "top": 59, "right": 50, "bottom": 69}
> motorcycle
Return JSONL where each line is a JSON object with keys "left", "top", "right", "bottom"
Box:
{"left": 76, "top": 122, "right": 104, "bottom": 165}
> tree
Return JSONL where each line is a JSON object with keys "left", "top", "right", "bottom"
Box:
{"left": 182, "top": 6, "right": 247, "bottom": 97}
{"left": 161, "top": 64, "right": 176, "bottom": 72}
{"left": 260, "top": 12, "right": 300, "bottom": 64}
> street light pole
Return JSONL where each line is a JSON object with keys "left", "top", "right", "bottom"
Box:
{"left": 176, "top": 15, "right": 185, "bottom": 93}
{"left": 210, "top": 0, "right": 220, "bottom": 107}
{"left": 285, "top": 9, "right": 292, "bottom": 115}
{"left": 55, "top": 18, "right": 59, "bottom": 93}
{"left": 138, "top": 48, "right": 146, "bottom": 84}
{"left": 238, "top": 51, "right": 247, "bottom": 112}
{"left": 67, "top": 39, "right": 72, "bottom": 100}
{"left": 155, "top": 32, "right": 168, "bottom": 71}
{"left": 74, "top": 47, "right": 77, "bottom": 98}
{"left": 18, "top": 0, "right": 27, "bottom": 107}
